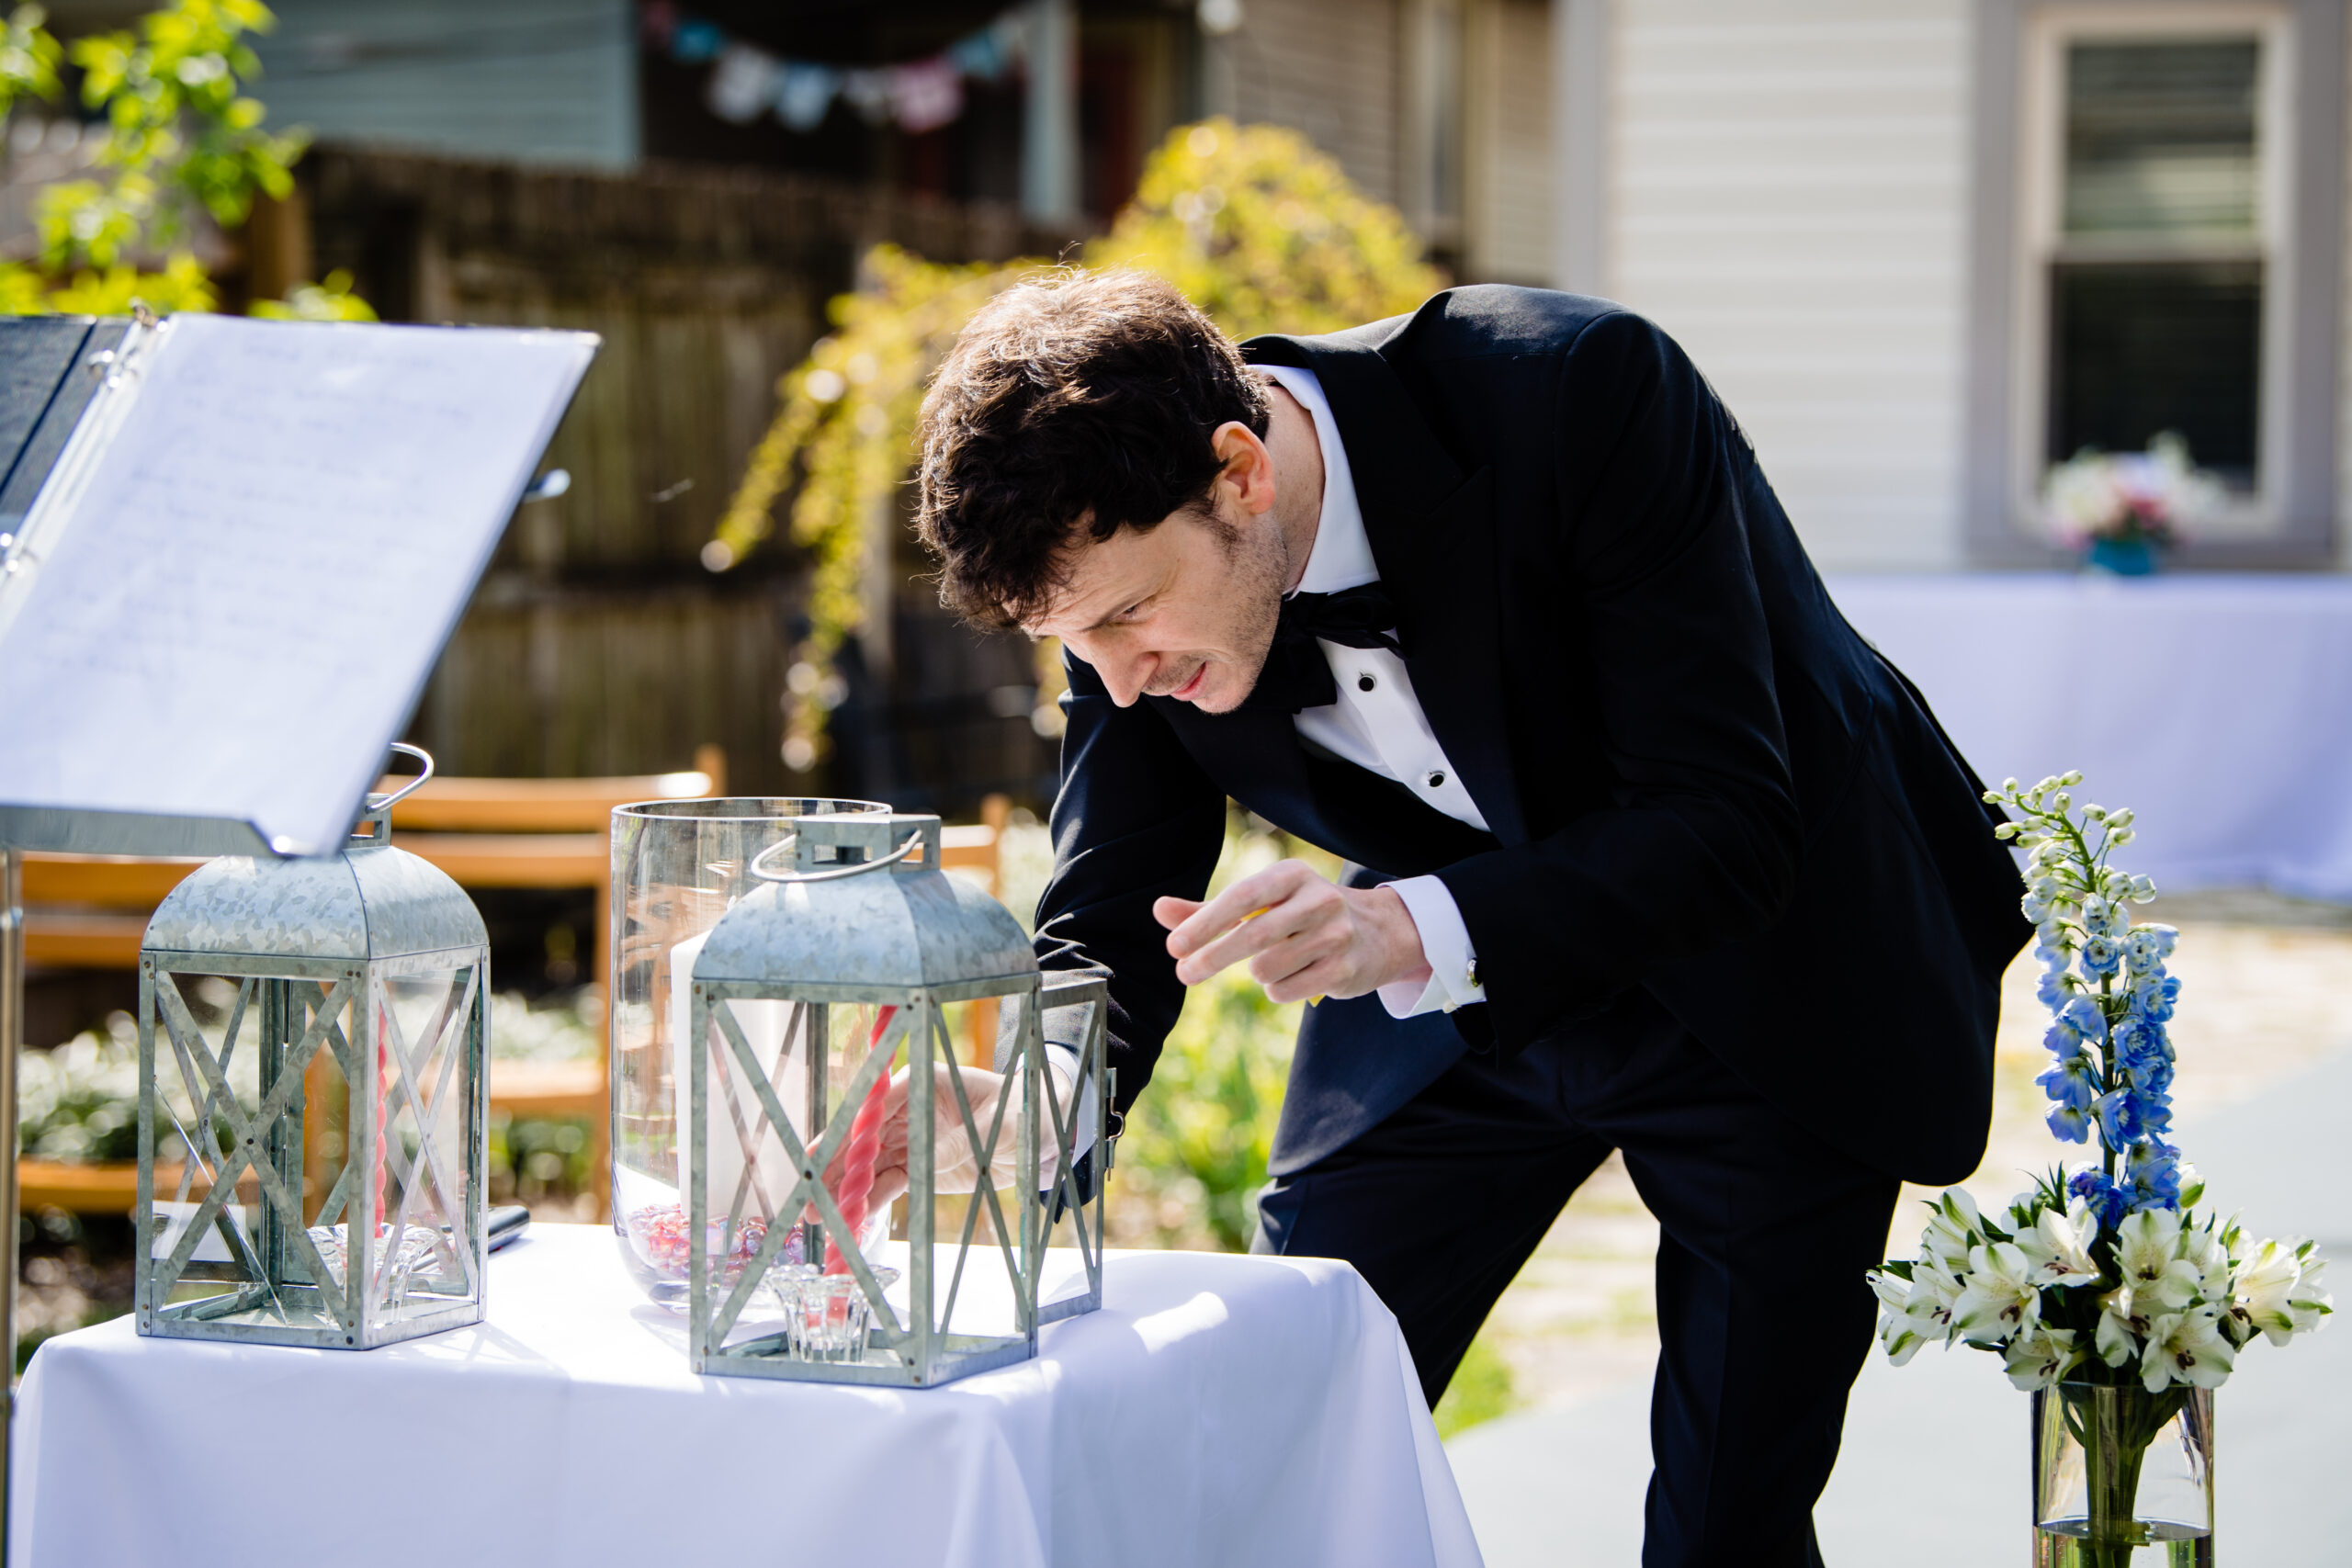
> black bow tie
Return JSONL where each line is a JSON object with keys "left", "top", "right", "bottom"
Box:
{"left": 1238, "top": 582, "right": 1403, "bottom": 714}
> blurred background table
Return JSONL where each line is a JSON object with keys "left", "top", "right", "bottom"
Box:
{"left": 1828, "top": 574, "right": 2352, "bottom": 900}
{"left": 9, "top": 1226, "right": 1477, "bottom": 1568}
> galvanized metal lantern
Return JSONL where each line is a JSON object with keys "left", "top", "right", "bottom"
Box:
{"left": 134, "top": 746, "right": 491, "bottom": 1349}
{"left": 685, "top": 811, "right": 1110, "bottom": 1386}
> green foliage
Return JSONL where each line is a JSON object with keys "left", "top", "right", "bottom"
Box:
{"left": 1092, "top": 118, "right": 1443, "bottom": 340}
{"left": 0, "top": 6, "right": 60, "bottom": 113}
{"left": 1116, "top": 963, "right": 1299, "bottom": 1253}
{"left": 0, "top": 0, "right": 354, "bottom": 320}
{"left": 19, "top": 1013, "right": 144, "bottom": 1164}
{"left": 1432, "top": 1333, "right": 1521, "bottom": 1440}
{"left": 246, "top": 266, "right": 376, "bottom": 321}
{"left": 1105, "top": 818, "right": 1341, "bottom": 1252}
{"left": 710, "top": 118, "right": 1444, "bottom": 773}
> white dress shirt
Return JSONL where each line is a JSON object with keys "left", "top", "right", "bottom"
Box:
{"left": 1259, "top": 364, "right": 1487, "bottom": 1020}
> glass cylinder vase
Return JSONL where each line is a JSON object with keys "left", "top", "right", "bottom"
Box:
{"left": 2033, "top": 1382, "right": 2213, "bottom": 1568}
{"left": 608, "top": 796, "right": 887, "bottom": 1307}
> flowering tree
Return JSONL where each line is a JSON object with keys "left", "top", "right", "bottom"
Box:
{"left": 708, "top": 118, "right": 1444, "bottom": 773}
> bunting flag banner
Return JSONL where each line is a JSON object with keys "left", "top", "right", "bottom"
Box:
{"left": 890, "top": 58, "right": 965, "bottom": 135}
{"left": 642, "top": 2, "right": 1024, "bottom": 136}
{"left": 707, "top": 42, "right": 780, "bottom": 123}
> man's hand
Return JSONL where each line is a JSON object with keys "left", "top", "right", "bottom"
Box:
{"left": 1154, "top": 858, "right": 1432, "bottom": 1003}
{"left": 852, "top": 1061, "right": 1071, "bottom": 1212}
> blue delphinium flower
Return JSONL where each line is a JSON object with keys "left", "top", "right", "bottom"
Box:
{"left": 2125, "top": 1138, "right": 2185, "bottom": 1210}
{"left": 2124, "top": 925, "right": 2177, "bottom": 976}
{"left": 2047, "top": 1102, "right": 2094, "bottom": 1144}
{"left": 2070, "top": 1167, "right": 2128, "bottom": 1230}
{"left": 2097, "top": 1088, "right": 2147, "bottom": 1146}
{"left": 2037, "top": 1055, "right": 2098, "bottom": 1111}
{"left": 1988, "top": 775, "right": 2195, "bottom": 1221}
{"left": 2133, "top": 973, "right": 2181, "bottom": 1022}
{"left": 2113, "top": 1021, "right": 2174, "bottom": 1103}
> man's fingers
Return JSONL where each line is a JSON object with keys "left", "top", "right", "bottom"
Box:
{"left": 1175, "top": 895, "right": 1314, "bottom": 984}
{"left": 1153, "top": 895, "right": 1203, "bottom": 931}
{"left": 867, "top": 1166, "right": 909, "bottom": 1212}
{"left": 1165, "top": 861, "right": 1309, "bottom": 957}
{"left": 1263, "top": 953, "right": 1350, "bottom": 1006}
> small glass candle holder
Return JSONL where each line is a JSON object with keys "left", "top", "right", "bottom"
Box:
{"left": 794, "top": 1276, "right": 865, "bottom": 1360}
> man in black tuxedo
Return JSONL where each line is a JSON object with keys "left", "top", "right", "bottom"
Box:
{"left": 908, "top": 272, "right": 2027, "bottom": 1566}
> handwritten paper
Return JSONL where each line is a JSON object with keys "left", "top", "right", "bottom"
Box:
{"left": 0, "top": 314, "right": 594, "bottom": 853}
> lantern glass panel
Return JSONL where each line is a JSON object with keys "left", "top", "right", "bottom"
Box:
{"left": 140, "top": 953, "right": 486, "bottom": 1345}
{"left": 609, "top": 796, "right": 886, "bottom": 1307}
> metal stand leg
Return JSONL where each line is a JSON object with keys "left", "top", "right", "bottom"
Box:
{"left": 1, "top": 845, "right": 23, "bottom": 1551}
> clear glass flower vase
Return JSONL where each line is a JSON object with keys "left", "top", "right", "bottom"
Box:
{"left": 608, "top": 796, "right": 887, "bottom": 1308}
{"left": 2033, "top": 1382, "right": 2213, "bottom": 1568}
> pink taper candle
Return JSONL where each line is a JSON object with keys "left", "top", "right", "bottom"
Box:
{"left": 374, "top": 1011, "right": 390, "bottom": 1230}
{"left": 826, "top": 1005, "right": 898, "bottom": 1274}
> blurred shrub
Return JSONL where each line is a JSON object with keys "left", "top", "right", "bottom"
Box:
{"left": 710, "top": 118, "right": 1442, "bottom": 773}
{"left": 1099, "top": 818, "right": 1340, "bottom": 1252}
{"left": 1111, "top": 963, "right": 1297, "bottom": 1253}
{"left": 1432, "top": 1334, "right": 1520, "bottom": 1439}
{"left": 19, "top": 1013, "right": 144, "bottom": 1163}
{"left": 0, "top": 0, "right": 361, "bottom": 318}
{"left": 489, "top": 989, "right": 604, "bottom": 1064}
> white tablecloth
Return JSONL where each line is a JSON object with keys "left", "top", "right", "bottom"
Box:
{"left": 1828, "top": 573, "right": 2352, "bottom": 901}
{"left": 10, "top": 1225, "right": 1480, "bottom": 1568}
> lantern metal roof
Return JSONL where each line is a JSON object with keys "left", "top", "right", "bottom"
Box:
{"left": 143, "top": 835, "right": 488, "bottom": 962}
{"left": 692, "top": 814, "right": 1035, "bottom": 990}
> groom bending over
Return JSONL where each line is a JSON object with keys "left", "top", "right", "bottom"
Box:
{"left": 908, "top": 271, "right": 2027, "bottom": 1566}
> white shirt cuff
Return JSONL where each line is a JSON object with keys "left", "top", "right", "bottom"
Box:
{"left": 1375, "top": 874, "right": 1485, "bottom": 1019}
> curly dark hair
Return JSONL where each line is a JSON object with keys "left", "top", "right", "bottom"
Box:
{"left": 913, "top": 269, "right": 1272, "bottom": 629}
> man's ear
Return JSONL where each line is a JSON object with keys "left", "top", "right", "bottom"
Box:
{"left": 1209, "top": 420, "right": 1275, "bottom": 517}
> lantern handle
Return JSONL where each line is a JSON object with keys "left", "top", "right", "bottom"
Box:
{"left": 367, "top": 742, "right": 436, "bottom": 812}
{"left": 747, "top": 829, "right": 924, "bottom": 885}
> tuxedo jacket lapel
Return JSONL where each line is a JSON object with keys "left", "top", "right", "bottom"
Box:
{"left": 1244, "top": 333, "right": 1531, "bottom": 848}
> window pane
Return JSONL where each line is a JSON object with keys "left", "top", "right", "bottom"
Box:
{"left": 2064, "top": 39, "right": 2258, "bottom": 236}
{"left": 2047, "top": 260, "right": 2260, "bottom": 483}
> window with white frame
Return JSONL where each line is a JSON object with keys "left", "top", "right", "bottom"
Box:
{"left": 2018, "top": 9, "right": 2289, "bottom": 528}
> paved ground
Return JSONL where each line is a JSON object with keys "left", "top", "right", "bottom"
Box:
{"left": 1450, "top": 897, "right": 2352, "bottom": 1563}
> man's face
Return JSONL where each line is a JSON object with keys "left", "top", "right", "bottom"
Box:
{"left": 1024, "top": 500, "right": 1288, "bottom": 713}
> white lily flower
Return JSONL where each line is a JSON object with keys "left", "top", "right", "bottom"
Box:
{"left": 2114, "top": 1209, "right": 2200, "bottom": 1307}
{"left": 2140, "top": 1306, "right": 2235, "bottom": 1393}
{"left": 2288, "top": 1252, "right": 2332, "bottom": 1337}
{"left": 1953, "top": 1242, "right": 2042, "bottom": 1345}
{"left": 2096, "top": 1282, "right": 2149, "bottom": 1367}
{"left": 2228, "top": 1238, "right": 2305, "bottom": 1347}
{"left": 1919, "top": 1190, "right": 1983, "bottom": 1269}
{"left": 2181, "top": 1213, "right": 2233, "bottom": 1299}
{"left": 2004, "top": 1325, "right": 2085, "bottom": 1392}
{"left": 2017, "top": 1199, "right": 2103, "bottom": 1288}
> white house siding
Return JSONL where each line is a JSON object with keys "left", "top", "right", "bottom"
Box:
{"left": 1466, "top": 0, "right": 1557, "bottom": 283}
{"left": 250, "top": 0, "right": 640, "bottom": 170}
{"left": 1605, "top": 0, "right": 1972, "bottom": 570}
{"left": 1233, "top": 0, "right": 1405, "bottom": 204}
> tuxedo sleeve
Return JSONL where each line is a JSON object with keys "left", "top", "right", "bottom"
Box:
{"left": 1431, "top": 310, "right": 1802, "bottom": 1054}
{"left": 1033, "top": 647, "right": 1228, "bottom": 1114}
